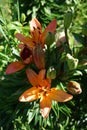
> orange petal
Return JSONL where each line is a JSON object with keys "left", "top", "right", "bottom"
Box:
{"left": 40, "top": 95, "right": 52, "bottom": 118}
{"left": 19, "top": 87, "right": 40, "bottom": 102}
{"left": 40, "top": 19, "right": 57, "bottom": 45}
{"left": 30, "top": 18, "right": 42, "bottom": 32}
{"left": 23, "top": 56, "right": 33, "bottom": 64}
{"left": 38, "top": 69, "right": 46, "bottom": 80}
{"left": 15, "top": 33, "right": 34, "bottom": 48}
{"left": 30, "top": 18, "right": 42, "bottom": 44}
{"left": 40, "top": 33, "right": 46, "bottom": 45}
{"left": 45, "top": 19, "right": 57, "bottom": 33}
{"left": 36, "top": 68, "right": 46, "bottom": 87}
{"left": 49, "top": 88, "right": 73, "bottom": 102}
{"left": 33, "top": 45, "right": 45, "bottom": 69}
{"left": 26, "top": 69, "right": 39, "bottom": 86}
{"left": 18, "top": 43, "right": 24, "bottom": 49}
{"left": 39, "top": 79, "right": 51, "bottom": 89}
{"left": 30, "top": 29, "right": 41, "bottom": 44}
{"left": 25, "top": 36, "right": 35, "bottom": 48}
{"left": 6, "top": 61, "right": 25, "bottom": 74}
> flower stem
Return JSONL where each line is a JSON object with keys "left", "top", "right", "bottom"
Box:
{"left": 65, "top": 28, "right": 72, "bottom": 54}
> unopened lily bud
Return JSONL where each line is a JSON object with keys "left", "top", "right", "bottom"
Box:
{"left": 56, "top": 31, "right": 66, "bottom": 47}
{"left": 47, "top": 66, "right": 56, "bottom": 79}
{"left": 67, "top": 81, "right": 82, "bottom": 95}
{"left": 21, "top": 13, "right": 26, "bottom": 22}
{"left": 0, "top": 46, "right": 4, "bottom": 51}
{"left": 66, "top": 53, "right": 78, "bottom": 70}
{"left": 45, "top": 32, "right": 55, "bottom": 46}
{"left": 79, "top": 59, "right": 87, "bottom": 66}
{"left": 33, "top": 44, "right": 45, "bottom": 69}
{"left": 64, "top": 12, "right": 72, "bottom": 29}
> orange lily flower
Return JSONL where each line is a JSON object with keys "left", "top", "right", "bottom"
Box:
{"left": 6, "top": 18, "right": 56, "bottom": 74}
{"left": 19, "top": 69, "right": 73, "bottom": 118}
{"left": 6, "top": 43, "right": 46, "bottom": 74}
{"left": 15, "top": 18, "right": 57, "bottom": 48}
{"left": 6, "top": 44, "right": 33, "bottom": 74}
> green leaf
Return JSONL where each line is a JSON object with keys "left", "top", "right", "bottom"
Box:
{"left": 82, "top": 27, "right": 87, "bottom": 36}
{"left": 0, "top": 25, "right": 9, "bottom": 41}
{"left": 27, "top": 109, "right": 36, "bottom": 124}
{"left": 64, "top": 12, "right": 72, "bottom": 29}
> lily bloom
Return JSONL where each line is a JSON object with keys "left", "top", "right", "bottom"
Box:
{"left": 6, "top": 18, "right": 56, "bottom": 74}
{"left": 6, "top": 43, "right": 46, "bottom": 74}
{"left": 19, "top": 69, "right": 73, "bottom": 118}
{"left": 15, "top": 18, "right": 57, "bottom": 48}
{"left": 6, "top": 44, "right": 33, "bottom": 74}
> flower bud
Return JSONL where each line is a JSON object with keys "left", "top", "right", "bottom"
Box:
{"left": 64, "top": 12, "right": 72, "bottom": 29}
{"left": 0, "top": 46, "right": 4, "bottom": 51}
{"left": 33, "top": 44, "right": 45, "bottom": 69}
{"left": 56, "top": 31, "right": 66, "bottom": 47}
{"left": 21, "top": 13, "right": 26, "bottom": 22}
{"left": 20, "top": 45, "right": 33, "bottom": 64}
{"left": 47, "top": 66, "right": 56, "bottom": 79}
{"left": 67, "top": 81, "right": 82, "bottom": 95}
{"left": 66, "top": 53, "right": 78, "bottom": 70}
{"left": 45, "top": 32, "right": 55, "bottom": 46}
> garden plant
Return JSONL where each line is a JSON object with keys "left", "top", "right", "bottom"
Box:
{"left": 0, "top": 0, "right": 87, "bottom": 130}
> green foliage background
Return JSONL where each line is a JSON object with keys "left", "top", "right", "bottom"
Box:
{"left": 0, "top": 0, "right": 87, "bottom": 130}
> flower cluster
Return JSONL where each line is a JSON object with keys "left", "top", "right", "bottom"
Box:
{"left": 6, "top": 18, "right": 73, "bottom": 118}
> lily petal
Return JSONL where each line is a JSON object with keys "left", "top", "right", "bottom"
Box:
{"left": 45, "top": 19, "right": 57, "bottom": 33}
{"left": 37, "top": 69, "right": 46, "bottom": 87}
{"left": 6, "top": 61, "right": 25, "bottom": 74}
{"left": 19, "top": 87, "right": 40, "bottom": 102}
{"left": 30, "top": 18, "right": 42, "bottom": 32}
{"left": 49, "top": 88, "right": 73, "bottom": 102}
{"left": 26, "top": 69, "right": 39, "bottom": 86}
{"left": 15, "top": 33, "right": 34, "bottom": 48}
{"left": 40, "top": 95, "right": 52, "bottom": 118}
{"left": 38, "top": 69, "right": 46, "bottom": 80}
{"left": 18, "top": 43, "right": 24, "bottom": 49}
{"left": 31, "top": 29, "right": 41, "bottom": 44}
{"left": 41, "top": 19, "right": 57, "bottom": 45}
{"left": 30, "top": 18, "right": 42, "bottom": 44}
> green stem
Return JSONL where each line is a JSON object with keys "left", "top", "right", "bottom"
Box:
{"left": 65, "top": 28, "right": 72, "bottom": 54}
{"left": 17, "top": 0, "right": 20, "bottom": 22}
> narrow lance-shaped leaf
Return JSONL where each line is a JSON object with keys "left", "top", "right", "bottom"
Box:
{"left": 64, "top": 12, "right": 72, "bottom": 29}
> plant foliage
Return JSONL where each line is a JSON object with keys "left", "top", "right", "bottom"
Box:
{"left": 0, "top": 0, "right": 87, "bottom": 130}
